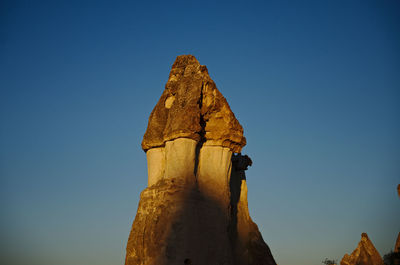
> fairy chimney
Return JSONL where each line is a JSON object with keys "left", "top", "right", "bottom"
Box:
{"left": 125, "top": 55, "right": 276, "bottom": 265}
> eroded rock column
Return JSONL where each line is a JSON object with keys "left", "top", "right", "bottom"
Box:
{"left": 197, "top": 145, "right": 232, "bottom": 206}
{"left": 126, "top": 55, "right": 276, "bottom": 265}
{"left": 165, "top": 138, "right": 197, "bottom": 183}
{"left": 146, "top": 147, "right": 165, "bottom": 186}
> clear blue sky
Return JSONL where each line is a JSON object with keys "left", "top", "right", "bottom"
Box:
{"left": 1, "top": 1, "right": 399, "bottom": 265}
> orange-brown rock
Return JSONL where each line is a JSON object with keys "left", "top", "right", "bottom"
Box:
{"left": 125, "top": 55, "right": 276, "bottom": 265}
{"left": 142, "top": 55, "right": 246, "bottom": 153}
{"left": 395, "top": 232, "right": 400, "bottom": 253}
{"left": 340, "top": 233, "right": 384, "bottom": 265}
{"left": 125, "top": 178, "right": 233, "bottom": 265}
{"left": 397, "top": 184, "right": 400, "bottom": 198}
{"left": 125, "top": 160, "right": 276, "bottom": 265}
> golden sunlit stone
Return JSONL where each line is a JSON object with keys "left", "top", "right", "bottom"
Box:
{"left": 141, "top": 55, "right": 246, "bottom": 153}
{"left": 125, "top": 55, "right": 276, "bottom": 265}
{"left": 340, "top": 233, "right": 384, "bottom": 265}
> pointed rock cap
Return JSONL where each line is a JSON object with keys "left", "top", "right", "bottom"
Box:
{"left": 340, "top": 233, "right": 383, "bottom": 265}
{"left": 142, "top": 55, "right": 246, "bottom": 152}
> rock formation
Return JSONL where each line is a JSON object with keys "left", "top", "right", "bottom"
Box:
{"left": 340, "top": 233, "right": 384, "bottom": 265}
{"left": 397, "top": 184, "right": 400, "bottom": 198}
{"left": 396, "top": 232, "right": 400, "bottom": 253}
{"left": 125, "top": 55, "right": 276, "bottom": 265}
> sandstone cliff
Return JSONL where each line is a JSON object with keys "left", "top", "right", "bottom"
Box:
{"left": 340, "top": 233, "right": 384, "bottom": 265}
{"left": 125, "top": 55, "right": 276, "bottom": 265}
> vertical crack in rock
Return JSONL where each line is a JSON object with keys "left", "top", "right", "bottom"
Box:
{"left": 194, "top": 81, "right": 206, "bottom": 179}
{"left": 126, "top": 55, "right": 276, "bottom": 265}
{"left": 198, "top": 81, "right": 206, "bottom": 144}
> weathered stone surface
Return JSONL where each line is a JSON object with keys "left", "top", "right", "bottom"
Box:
{"left": 126, "top": 55, "right": 276, "bottom": 265}
{"left": 396, "top": 232, "right": 400, "bottom": 253}
{"left": 197, "top": 146, "right": 232, "bottom": 205}
{"left": 229, "top": 161, "right": 275, "bottom": 265}
{"left": 125, "top": 178, "right": 233, "bottom": 265}
{"left": 125, "top": 161, "right": 276, "bottom": 265}
{"left": 146, "top": 147, "right": 165, "bottom": 186}
{"left": 142, "top": 55, "right": 246, "bottom": 153}
{"left": 164, "top": 138, "right": 197, "bottom": 183}
{"left": 340, "top": 233, "right": 384, "bottom": 265}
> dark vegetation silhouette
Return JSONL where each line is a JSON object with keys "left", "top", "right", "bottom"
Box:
{"left": 383, "top": 250, "right": 400, "bottom": 265}
{"left": 322, "top": 258, "right": 337, "bottom": 265}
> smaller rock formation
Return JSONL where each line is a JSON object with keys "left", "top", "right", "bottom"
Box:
{"left": 397, "top": 184, "right": 400, "bottom": 198}
{"left": 340, "top": 233, "right": 383, "bottom": 265}
{"left": 393, "top": 232, "right": 400, "bottom": 265}
{"left": 395, "top": 232, "right": 400, "bottom": 253}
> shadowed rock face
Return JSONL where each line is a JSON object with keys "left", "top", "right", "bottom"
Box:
{"left": 340, "top": 233, "right": 384, "bottom": 265}
{"left": 125, "top": 55, "right": 276, "bottom": 265}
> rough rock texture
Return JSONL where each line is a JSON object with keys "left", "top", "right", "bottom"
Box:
{"left": 340, "top": 233, "right": 384, "bottom": 265}
{"left": 142, "top": 55, "right": 246, "bottom": 153}
{"left": 125, "top": 162, "right": 276, "bottom": 265}
{"left": 125, "top": 55, "right": 276, "bottom": 265}
{"left": 125, "top": 178, "right": 233, "bottom": 265}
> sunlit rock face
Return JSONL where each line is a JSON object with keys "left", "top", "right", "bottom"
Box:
{"left": 125, "top": 55, "right": 276, "bottom": 265}
{"left": 141, "top": 54, "right": 246, "bottom": 153}
{"left": 340, "top": 233, "right": 384, "bottom": 265}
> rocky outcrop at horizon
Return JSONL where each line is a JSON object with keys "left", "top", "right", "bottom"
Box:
{"left": 125, "top": 55, "right": 276, "bottom": 265}
{"left": 395, "top": 232, "right": 400, "bottom": 253}
{"left": 397, "top": 184, "right": 400, "bottom": 198}
{"left": 340, "top": 233, "right": 383, "bottom": 265}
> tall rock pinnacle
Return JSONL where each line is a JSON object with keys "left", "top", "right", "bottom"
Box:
{"left": 340, "top": 233, "right": 384, "bottom": 265}
{"left": 125, "top": 55, "right": 276, "bottom": 265}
